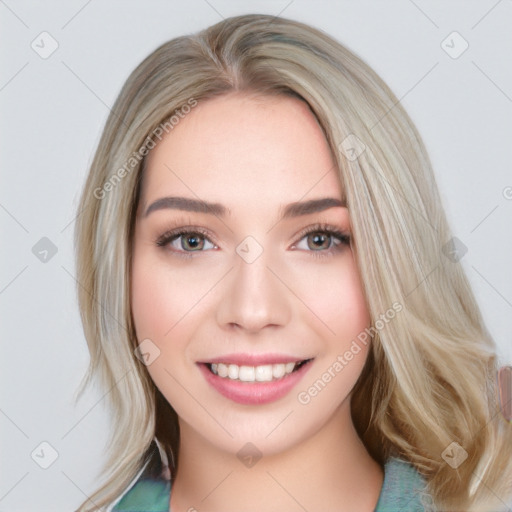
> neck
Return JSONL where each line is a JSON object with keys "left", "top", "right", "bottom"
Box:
{"left": 169, "top": 401, "right": 384, "bottom": 512}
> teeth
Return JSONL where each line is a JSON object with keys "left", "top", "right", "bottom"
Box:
{"left": 255, "top": 365, "right": 273, "bottom": 382}
{"left": 228, "top": 364, "right": 239, "bottom": 380}
{"left": 210, "top": 361, "right": 301, "bottom": 382}
{"left": 272, "top": 364, "right": 285, "bottom": 379}
{"left": 217, "top": 363, "right": 228, "bottom": 378}
{"left": 239, "top": 366, "right": 255, "bottom": 382}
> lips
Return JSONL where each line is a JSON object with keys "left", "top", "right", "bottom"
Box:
{"left": 197, "top": 354, "right": 314, "bottom": 405}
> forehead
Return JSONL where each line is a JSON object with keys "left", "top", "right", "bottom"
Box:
{"left": 140, "top": 92, "right": 342, "bottom": 212}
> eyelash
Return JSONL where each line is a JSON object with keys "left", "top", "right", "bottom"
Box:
{"left": 154, "top": 222, "right": 351, "bottom": 260}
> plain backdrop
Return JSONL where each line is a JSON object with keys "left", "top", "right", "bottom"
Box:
{"left": 1, "top": 1, "right": 511, "bottom": 510}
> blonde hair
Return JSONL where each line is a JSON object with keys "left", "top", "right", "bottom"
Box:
{"left": 74, "top": 14, "right": 512, "bottom": 511}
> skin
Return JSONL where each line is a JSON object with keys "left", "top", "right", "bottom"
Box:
{"left": 131, "top": 92, "right": 383, "bottom": 512}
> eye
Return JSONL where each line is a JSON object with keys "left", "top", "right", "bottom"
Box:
{"left": 156, "top": 228, "right": 216, "bottom": 255}
{"left": 154, "top": 222, "right": 350, "bottom": 259}
{"left": 292, "top": 223, "right": 350, "bottom": 257}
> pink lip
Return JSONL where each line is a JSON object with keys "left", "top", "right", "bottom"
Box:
{"left": 199, "top": 353, "right": 309, "bottom": 366}
{"left": 198, "top": 359, "right": 313, "bottom": 405}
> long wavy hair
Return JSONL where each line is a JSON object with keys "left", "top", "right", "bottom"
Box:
{"left": 74, "top": 13, "right": 512, "bottom": 511}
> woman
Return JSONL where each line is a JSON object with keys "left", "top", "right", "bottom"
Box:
{"left": 74, "top": 14, "right": 512, "bottom": 512}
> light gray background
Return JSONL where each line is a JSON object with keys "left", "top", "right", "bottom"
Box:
{"left": 1, "top": 1, "right": 511, "bottom": 510}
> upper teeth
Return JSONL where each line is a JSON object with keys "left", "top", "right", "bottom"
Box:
{"left": 210, "top": 362, "right": 298, "bottom": 382}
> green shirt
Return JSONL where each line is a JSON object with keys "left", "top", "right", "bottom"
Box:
{"left": 112, "top": 447, "right": 429, "bottom": 511}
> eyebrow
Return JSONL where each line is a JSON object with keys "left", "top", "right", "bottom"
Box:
{"left": 143, "top": 196, "right": 345, "bottom": 220}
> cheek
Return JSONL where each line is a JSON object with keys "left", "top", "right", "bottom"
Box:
{"left": 130, "top": 254, "right": 205, "bottom": 407}
{"left": 293, "top": 259, "right": 371, "bottom": 412}
{"left": 131, "top": 266, "right": 172, "bottom": 340}
{"left": 294, "top": 255, "right": 370, "bottom": 342}
{"left": 131, "top": 254, "right": 209, "bottom": 340}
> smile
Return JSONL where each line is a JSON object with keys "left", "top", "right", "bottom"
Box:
{"left": 198, "top": 356, "right": 314, "bottom": 405}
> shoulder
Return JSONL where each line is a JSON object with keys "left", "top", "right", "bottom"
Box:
{"left": 375, "top": 457, "right": 433, "bottom": 512}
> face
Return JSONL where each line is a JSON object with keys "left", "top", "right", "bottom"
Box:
{"left": 131, "top": 92, "right": 371, "bottom": 456}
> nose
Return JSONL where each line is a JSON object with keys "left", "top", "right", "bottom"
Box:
{"left": 215, "top": 247, "right": 292, "bottom": 334}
